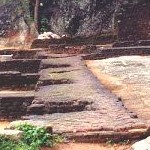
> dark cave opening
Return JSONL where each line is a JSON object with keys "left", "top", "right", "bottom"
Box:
{"left": 66, "top": 16, "right": 83, "bottom": 36}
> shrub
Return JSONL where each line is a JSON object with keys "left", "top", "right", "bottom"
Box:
{"left": 0, "top": 123, "right": 63, "bottom": 150}
{"left": 15, "top": 123, "right": 59, "bottom": 147}
{"left": 0, "top": 135, "right": 33, "bottom": 150}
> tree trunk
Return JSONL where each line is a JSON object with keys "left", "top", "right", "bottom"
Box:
{"left": 34, "top": 0, "right": 40, "bottom": 31}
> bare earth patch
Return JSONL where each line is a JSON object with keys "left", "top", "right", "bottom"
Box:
{"left": 42, "top": 143, "right": 131, "bottom": 150}
{"left": 0, "top": 121, "right": 10, "bottom": 130}
{"left": 86, "top": 56, "right": 150, "bottom": 121}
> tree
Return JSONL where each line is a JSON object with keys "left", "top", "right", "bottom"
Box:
{"left": 34, "top": 0, "right": 40, "bottom": 31}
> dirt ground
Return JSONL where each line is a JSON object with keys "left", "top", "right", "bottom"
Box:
{"left": 42, "top": 143, "right": 131, "bottom": 150}
{"left": 0, "top": 121, "right": 10, "bottom": 129}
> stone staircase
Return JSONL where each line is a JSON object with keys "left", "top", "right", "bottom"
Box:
{"left": 0, "top": 46, "right": 150, "bottom": 142}
{"left": 27, "top": 55, "right": 93, "bottom": 115}
{"left": 23, "top": 51, "right": 150, "bottom": 142}
{"left": 0, "top": 50, "right": 41, "bottom": 119}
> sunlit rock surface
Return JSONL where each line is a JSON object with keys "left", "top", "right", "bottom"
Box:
{"left": 131, "top": 136, "right": 150, "bottom": 150}
{"left": 86, "top": 56, "right": 150, "bottom": 121}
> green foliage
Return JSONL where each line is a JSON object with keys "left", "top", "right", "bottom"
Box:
{"left": 0, "top": 135, "right": 33, "bottom": 150}
{"left": 0, "top": 135, "right": 17, "bottom": 150}
{"left": 0, "top": 123, "right": 63, "bottom": 150}
{"left": 15, "top": 124, "right": 54, "bottom": 147}
{"left": 40, "top": 18, "right": 49, "bottom": 33}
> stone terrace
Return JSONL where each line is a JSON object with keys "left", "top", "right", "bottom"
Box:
{"left": 0, "top": 46, "right": 150, "bottom": 142}
{"left": 24, "top": 50, "right": 150, "bottom": 142}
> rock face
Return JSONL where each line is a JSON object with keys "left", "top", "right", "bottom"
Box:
{"left": 0, "top": 0, "right": 149, "bottom": 47}
{"left": 40, "top": 0, "right": 150, "bottom": 39}
{"left": 40, "top": 0, "right": 118, "bottom": 37}
{"left": 0, "top": 0, "right": 37, "bottom": 47}
{"left": 117, "top": 0, "right": 150, "bottom": 40}
{"left": 86, "top": 56, "right": 150, "bottom": 120}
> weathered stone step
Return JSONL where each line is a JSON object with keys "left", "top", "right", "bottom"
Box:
{"left": 40, "top": 63, "right": 71, "bottom": 70}
{"left": 0, "top": 72, "right": 40, "bottom": 90}
{"left": 113, "top": 40, "right": 150, "bottom": 47}
{"left": 0, "top": 71, "right": 21, "bottom": 76}
{"left": 0, "top": 59, "right": 41, "bottom": 73}
{"left": 27, "top": 100, "right": 92, "bottom": 115}
{"left": 0, "top": 90, "right": 34, "bottom": 119}
{"left": 0, "top": 50, "right": 38, "bottom": 59}
{"left": 38, "top": 79, "right": 73, "bottom": 86}
{"left": 31, "top": 35, "right": 115, "bottom": 49}
{"left": 23, "top": 113, "right": 149, "bottom": 143}
{"left": 82, "top": 46, "right": 150, "bottom": 60}
{"left": 0, "top": 90, "right": 34, "bottom": 97}
{"left": 113, "top": 41, "right": 136, "bottom": 47}
{"left": 138, "top": 40, "right": 150, "bottom": 46}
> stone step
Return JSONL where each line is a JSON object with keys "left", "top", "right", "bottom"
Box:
{"left": 0, "top": 72, "right": 39, "bottom": 90}
{"left": 27, "top": 100, "right": 92, "bottom": 115}
{"left": 0, "top": 90, "right": 34, "bottom": 119}
{"left": 113, "top": 41, "right": 136, "bottom": 47}
{"left": 23, "top": 113, "right": 149, "bottom": 143}
{"left": 138, "top": 40, "right": 150, "bottom": 46}
{"left": 113, "top": 40, "right": 150, "bottom": 47}
{"left": 82, "top": 46, "right": 150, "bottom": 60}
{"left": 0, "top": 50, "right": 38, "bottom": 59}
{"left": 0, "top": 59, "right": 41, "bottom": 73}
{"left": 31, "top": 35, "right": 115, "bottom": 49}
{"left": 37, "top": 79, "right": 73, "bottom": 86}
{"left": 0, "top": 90, "right": 34, "bottom": 97}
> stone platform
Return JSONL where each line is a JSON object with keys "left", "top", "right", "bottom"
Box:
{"left": 0, "top": 47, "right": 150, "bottom": 142}
{"left": 23, "top": 53, "right": 150, "bottom": 142}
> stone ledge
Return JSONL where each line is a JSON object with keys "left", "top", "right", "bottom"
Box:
{"left": 66, "top": 129, "right": 150, "bottom": 143}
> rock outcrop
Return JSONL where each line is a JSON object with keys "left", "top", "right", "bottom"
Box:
{"left": 117, "top": 0, "right": 150, "bottom": 40}
{"left": 0, "top": 0, "right": 38, "bottom": 48}
{"left": 0, "top": 0, "right": 149, "bottom": 47}
{"left": 40, "top": 0, "right": 118, "bottom": 37}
